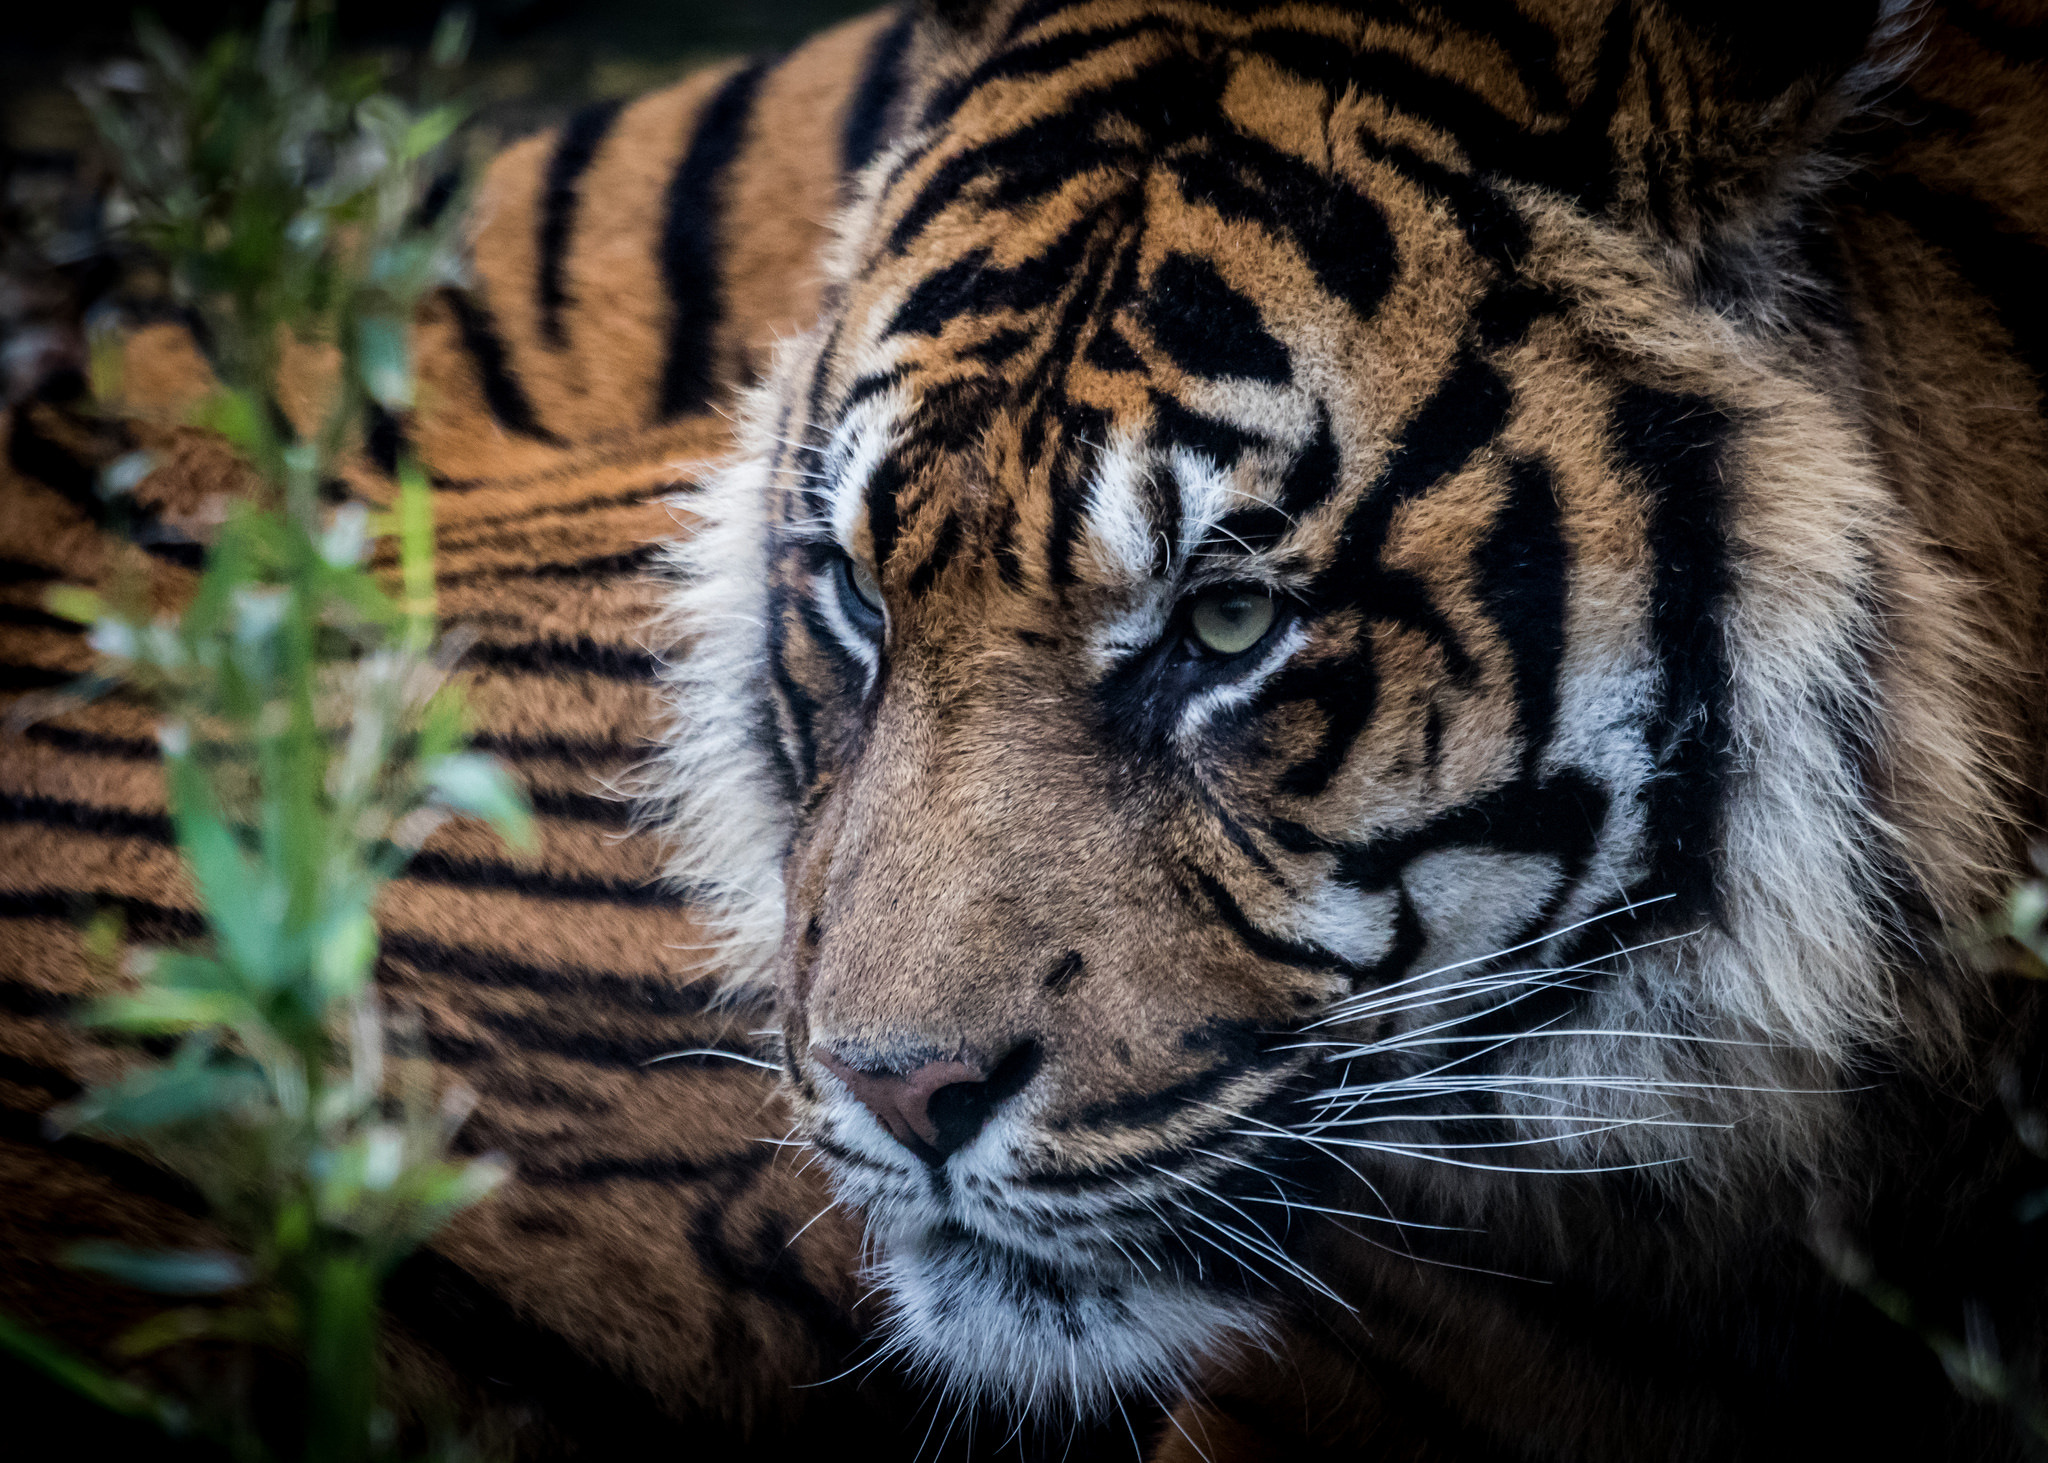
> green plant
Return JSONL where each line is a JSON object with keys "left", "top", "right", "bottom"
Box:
{"left": 1, "top": 5, "right": 528, "bottom": 1460}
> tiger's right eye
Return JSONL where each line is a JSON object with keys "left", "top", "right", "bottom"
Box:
{"left": 839, "top": 554, "right": 885, "bottom": 616}
{"left": 1187, "top": 587, "right": 1277, "bottom": 657}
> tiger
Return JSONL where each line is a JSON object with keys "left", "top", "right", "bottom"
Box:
{"left": 641, "top": 0, "right": 2048, "bottom": 1457}
{"left": 1, "top": 1, "right": 2044, "bottom": 1460}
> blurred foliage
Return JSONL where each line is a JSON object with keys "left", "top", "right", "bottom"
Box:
{"left": 0, "top": 4, "right": 530, "bottom": 1460}
{"left": 2010, "top": 852, "right": 2048, "bottom": 979}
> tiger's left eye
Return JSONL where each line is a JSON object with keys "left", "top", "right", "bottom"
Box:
{"left": 839, "top": 554, "right": 885, "bottom": 615}
{"left": 1187, "top": 587, "right": 1276, "bottom": 656}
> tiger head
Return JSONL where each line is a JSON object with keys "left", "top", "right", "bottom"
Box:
{"left": 653, "top": 0, "right": 2015, "bottom": 1419}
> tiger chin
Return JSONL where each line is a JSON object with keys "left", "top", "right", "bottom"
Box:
{"left": 645, "top": 0, "right": 2047, "bottom": 1456}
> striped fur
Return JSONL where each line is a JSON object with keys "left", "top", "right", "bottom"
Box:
{"left": 5, "top": 2, "right": 2048, "bottom": 1459}
{"left": 0, "top": 11, "right": 1044, "bottom": 1459}
{"left": 644, "top": 1, "right": 2048, "bottom": 1458}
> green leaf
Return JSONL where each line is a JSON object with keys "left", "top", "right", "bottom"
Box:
{"left": 356, "top": 314, "right": 412, "bottom": 410}
{"left": 305, "top": 1252, "right": 380, "bottom": 1463}
{"left": 2011, "top": 881, "right": 2048, "bottom": 966}
{"left": 429, "top": 8, "right": 474, "bottom": 69}
{"left": 165, "top": 756, "right": 280, "bottom": 987}
{"left": 0, "top": 1311, "right": 188, "bottom": 1431}
{"left": 101, "top": 450, "right": 156, "bottom": 499}
{"left": 402, "top": 104, "right": 462, "bottom": 161}
{"left": 313, "top": 908, "right": 379, "bottom": 1001}
{"left": 423, "top": 753, "right": 534, "bottom": 852}
{"left": 319, "top": 502, "right": 370, "bottom": 567}
{"left": 56, "top": 1043, "right": 266, "bottom": 1135}
{"left": 43, "top": 585, "right": 106, "bottom": 625}
{"left": 67, "top": 1243, "right": 251, "bottom": 1296}
{"left": 82, "top": 986, "right": 252, "bottom": 1033}
{"left": 195, "top": 388, "right": 266, "bottom": 456}
{"left": 114, "top": 1304, "right": 279, "bottom": 1357}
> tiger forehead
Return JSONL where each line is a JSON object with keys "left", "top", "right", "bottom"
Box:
{"left": 812, "top": 388, "right": 1340, "bottom": 598}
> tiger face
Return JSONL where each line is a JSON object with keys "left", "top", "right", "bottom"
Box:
{"left": 656, "top": 0, "right": 2000, "bottom": 1422}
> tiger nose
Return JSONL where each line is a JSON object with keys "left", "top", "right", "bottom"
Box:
{"left": 811, "top": 1044, "right": 1038, "bottom": 1163}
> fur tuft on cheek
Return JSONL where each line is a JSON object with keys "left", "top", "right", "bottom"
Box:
{"left": 640, "top": 394, "right": 801, "bottom": 1000}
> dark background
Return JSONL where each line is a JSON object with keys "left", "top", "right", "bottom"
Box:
{"left": 3, "top": 0, "right": 879, "bottom": 153}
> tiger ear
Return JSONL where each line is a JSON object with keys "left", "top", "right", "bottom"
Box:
{"left": 1590, "top": 0, "right": 1912, "bottom": 245}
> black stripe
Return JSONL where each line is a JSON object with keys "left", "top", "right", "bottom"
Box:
{"left": 469, "top": 730, "right": 641, "bottom": 763}
{"left": 903, "top": 510, "right": 963, "bottom": 597}
{"left": 0, "top": 792, "right": 172, "bottom": 843}
{"left": 463, "top": 637, "right": 658, "bottom": 682}
{"left": 920, "top": 19, "right": 1157, "bottom": 130}
{"left": 0, "top": 1109, "right": 206, "bottom": 1215}
{"left": 0, "top": 662, "right": 83, "bottom": 693}
{"left": 439, "top": 288, "right": 563, "bottom": 444}
{"left": 0, "top": 794, "right": 672, "bottom": 904}
{"left": 657, "top": 60, "right": 772, "bottom": 421}
{"left": 764, "top": 581, "right": 822, "bottom": 793}
{"left": 538, "top": 98, "right": 628, "bottom": 349}
{"left": 426, "top": 1009, "right": 748, "bottom": 1073}
{"left": 0, "top": 603, "right": 86, "bottom": 635}
{"left": 364, "top": 402, "right": 405, "bottom": 477}
{"left": 524, "top": 788, "right": 631, "bottom": 827}
{"left": 16, "top": 722, "right": 158, "bottom": 759}
{"left": 7, "top": 410, "right": 206, "bottom": 569}
{"left": 0, "top": 558, "right": 62, "bottom": 586}
{"left": 0, "top": 889, "right": 204, "bottom": 940}
{"left": 1191, "top": 868, "right": 1342, "bottom": 976}
{"left": 1613, "top": 386, "right": 1735, "bottom": 920}
{"left": 1474, "top": 456, "right": 1569, "bottom": 777}
{"left": 515, "top": 1149, "right": 768, "bottom": 1187}
{"left": 1312, "top": 769, "right": 1611, "bottom": 894}
{"left": 430, "top": 490, "right": 665, "bottom": 546}
{"left": 841, "top": 9, "right": 917, "bottom": 181}
{"left": 379, "top": 932, "right": 714, "bottom": 1014}
{"left": 1060, "top": 1017, "right": 1281, "bottom": 1132}
{"left": 435, "top": 545, "right": 660, "bottom": 586}
{"left": 0, "top": 1051, "right": 82, "bottom": 1098}
{"left": 1278, "top": 353, "right": 1509, "bottom": 796}
{"left": 398, "top": 850, "right": 680, "bottom": 907}
{"left": 6, "top": 408, "right": 102, "bottom": 517}
{"left": 0, "top": 977, "right": 74, "bottom": 1018}
{"left": 7, "top": 722, "right": 634, "bottom": 772}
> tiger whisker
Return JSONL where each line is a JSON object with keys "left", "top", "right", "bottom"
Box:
{"left": 1274, "top": 1133, "right": 1691, "bottom": 1176}
{"left": 1148, "top": 1165, "right": 1353, "bottom": 1308}
{"left": 1286, "top": 1110, "right": 1714, "bottom": 1130}
{"left": 1302, "top": 894, "right": 1683, "bottom": 1028}
{"left": 1318, "top": 923, "right": 1706, "bottom": 1028}
{"left": 1156, "top": 1190, "right": 1351, "bottom": 1308}
{"left": 641, "top": 1047, "right": 779, "bottom": 1070}
{"left": 1188, "top": 1145, "right": 1300, "bottom": 1230}
{"left": 784, "top": 1199, "right": 841, "bottom": 1248}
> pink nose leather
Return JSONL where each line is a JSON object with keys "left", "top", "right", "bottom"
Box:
{"left": 812, "top": 1049, "right": 989, "bottom": 1158}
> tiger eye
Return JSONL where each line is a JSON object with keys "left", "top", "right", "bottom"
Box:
{"left": 1187, "top": 588, "right": 1276, "bottom": 656}
{"left": 843, "top": 555, "right": 885, "bottom": 614}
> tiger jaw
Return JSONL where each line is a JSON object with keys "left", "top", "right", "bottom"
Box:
{"left": 868, "top": 1217, "right": 1268, "bottom": 1416}
{"left": 799, "top": 1082, "right": 1281, "bottom": 1416}
{"left": 798, "top": 1049, "right": 1310, "bottom": 1409}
